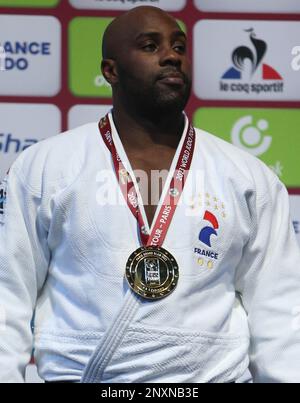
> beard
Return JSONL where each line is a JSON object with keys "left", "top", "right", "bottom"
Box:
{"left": 152, "top": 79, "right": 191, "bottom": 112}
{"left": 115, "top": 66, "right": 192, "bottom": 119}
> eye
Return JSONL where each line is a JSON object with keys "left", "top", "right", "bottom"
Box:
{"left": 173, "top": 43, "right": 186, "bottom": 54}
{"left": 141, "top": 42, "right": 157, "bottom": 52}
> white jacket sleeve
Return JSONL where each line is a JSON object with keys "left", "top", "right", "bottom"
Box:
{"left": 0, "top": 163, "right": 50, "bottom": 382}
{"left": 235, "top": 174, "right": 300, "bottom": 383}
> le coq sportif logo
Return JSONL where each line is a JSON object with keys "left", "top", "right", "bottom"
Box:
{"left": 222, "top": 28, "right": 282, "bottom": 81}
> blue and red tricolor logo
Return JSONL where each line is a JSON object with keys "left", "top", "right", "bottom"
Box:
{"left": 199, "top": 211, "right": 219, "bottom": 247}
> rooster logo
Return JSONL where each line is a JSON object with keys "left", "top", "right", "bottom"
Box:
{"left": 222, "top": 28, "right": 282, "bottom": 80}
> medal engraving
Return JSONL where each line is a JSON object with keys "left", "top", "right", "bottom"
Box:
{"left": 145, "top": 258, "right": 161, "bottom": 285}
{"left": 126, "top": 246, "right": 179, "bottom": 300}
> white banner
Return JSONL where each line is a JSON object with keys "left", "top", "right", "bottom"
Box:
{"left": 69, "top": 0, "right": 186, "bottom": 11}
{"left": 0, "top": 103, "right": 61, "bottom": 180}
{"left": 0, "top": 15, "right": 61, "bottom": 96}
{"left": 194, "top": 20, "right": 300, "bottom": 101}
{"left": 194, "top": 0, "right": 300, "bottom": 13}
{"left": 68, "top": 104, "right": 112, "bottom": 130}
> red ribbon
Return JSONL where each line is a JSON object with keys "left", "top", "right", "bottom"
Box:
{"left": 99, "top": 114, "right": 195, "bottom": 247}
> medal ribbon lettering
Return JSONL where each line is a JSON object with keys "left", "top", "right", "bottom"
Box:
{"left": 99, "top": 114, "right": 195, "bottom": 247}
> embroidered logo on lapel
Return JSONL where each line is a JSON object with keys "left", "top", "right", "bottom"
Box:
{"left": 199, "top": 210, "right": 219, "bottom": 247}
{"left": 192, "top": 193, "right": 228, "bottom": 270}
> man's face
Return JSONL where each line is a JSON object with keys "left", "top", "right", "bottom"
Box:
{"left": 111, "top": 11, "right": 192, "bottom": 114}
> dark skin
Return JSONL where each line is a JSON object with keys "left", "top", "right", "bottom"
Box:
{"left": 101, "top": 6, "right": 192, "bottom": 227}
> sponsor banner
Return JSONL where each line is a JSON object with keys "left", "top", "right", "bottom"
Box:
{"left": 0, "top": 0, "right": 59, "bottom": 6}
{"left": 0, "top": 103, "right": 61, "bottom": 180}
{"left": 290, "top": 195, "right": 300, "bottom": 247}
{"left": 193, "top": 20, "right": 300, "bottom": 101}
{"left": 194, "top": 0, "right": 300, "bottom": 13}
{"left": 69, "top": 17, "right": 113, "bottom": 98}
{"left": 193, "top": 108, "right": 300, "bottom": 188}
{"left": 69, "top": 0, "right": 186, "bottom": 11}
{"left": 68, "top": 104, "right": 112, "bottom": 129}
{"left": 0, "top": 15, "right": 61, "bottom": 96}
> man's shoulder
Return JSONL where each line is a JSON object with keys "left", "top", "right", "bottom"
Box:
{"left": 195, "top": 127, "right": 271, "bottom": 170}
{"left": 26, "top": 122, "right": 98, "bottom": 157}
{"left": 194, "top": 126, "right": 258, "bottom": 161}
{"left": 10, "top": 122, "right": 99, "bottom": 195}
{"left": 194, "top": 126, "right": 279, "bottom": 192}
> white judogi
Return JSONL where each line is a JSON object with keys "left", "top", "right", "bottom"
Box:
{"left": 0, "top": 112, "right": 300, "bottom": 383}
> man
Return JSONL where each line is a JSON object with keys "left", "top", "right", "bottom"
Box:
{"left": 0, "top": 6, "right": 300, "bottom": 383}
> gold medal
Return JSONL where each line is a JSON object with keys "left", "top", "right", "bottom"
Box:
{"left": 125, "top": 246, "right": 179, "bottom": 300}
{"left": 99, "top": 114, "right": 195, "bottom": 301}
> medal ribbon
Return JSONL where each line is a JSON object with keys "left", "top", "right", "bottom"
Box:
{"left": 99, "top": 114, "right": 195, "bottom": 247}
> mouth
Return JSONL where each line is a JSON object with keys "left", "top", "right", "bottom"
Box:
{"left": 157, "top": 71, "right": 185, "bottom": 86}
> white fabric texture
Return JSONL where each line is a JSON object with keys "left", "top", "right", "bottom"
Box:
{"left": 0, "top": 112, "right": 299, "bottom": 383}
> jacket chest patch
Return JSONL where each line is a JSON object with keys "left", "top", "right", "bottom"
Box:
{"left": 190, "top": 192, "right": 228, "bottom": 270}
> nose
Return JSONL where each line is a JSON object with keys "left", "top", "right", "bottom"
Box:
{"left": 159, "top": 46, "right": 182, "bottom": 67}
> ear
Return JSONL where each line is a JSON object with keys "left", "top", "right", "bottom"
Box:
{"left": 101, "top": 59, "right": 118, "bottom": 85}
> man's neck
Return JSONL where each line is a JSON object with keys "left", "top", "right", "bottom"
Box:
{"left": 111, "top": 105, "right": 185, "bottom": 151}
